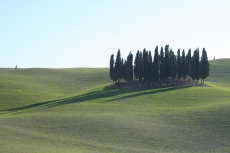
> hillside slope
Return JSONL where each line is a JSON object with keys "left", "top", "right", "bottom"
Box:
{"left": 0, "top": 68, "right": 110, "bottom": 110}
{"left": 1, "top": 59, "right": 230, "bottom": 153}
{"left": 207, "top": 58, "right": 230, "bottom": 85}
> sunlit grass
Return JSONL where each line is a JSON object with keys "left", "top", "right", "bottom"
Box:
{"left": 1, "top": 59, "right": 230, "bottom": 152}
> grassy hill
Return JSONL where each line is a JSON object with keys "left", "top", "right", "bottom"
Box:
{"left": 206, "top": 58, "right": 230, "bottom": 86}
{"left": 1, "top": 59, "right": 230, "bottom": 153}
{"left": 0, "top": 68, "right": 110, "bottom": 110}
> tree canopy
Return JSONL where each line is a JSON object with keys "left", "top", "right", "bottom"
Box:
{"left": 109, "top": 46, "right": 209, "bottom": 86}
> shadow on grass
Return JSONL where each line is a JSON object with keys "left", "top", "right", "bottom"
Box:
{"left": 0, "top": 85, "right": 191, "bottom": 115}
{"left": 107, "top": 86, "right": 190, "bottom": 102}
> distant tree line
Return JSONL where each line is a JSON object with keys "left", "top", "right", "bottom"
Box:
{"left": 109, "top": 45, "right": 209, "bottom": 86}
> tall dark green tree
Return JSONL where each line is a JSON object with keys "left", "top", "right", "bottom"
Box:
{"left": 186, "top": 49, "right": 192, "bottom": 84}
{"left": 171, "top": 51, "right": 177, "bottom": 83}
{"left": 124, "top": 60, "right": 130, "bottom": 85}
{"left": 115, "top": 49, "right": 122, "bottom": 82}
{"left": 160, "top": 47, "right": 165, "bottom": 86}
{"left": 169, "top": 49, "right": 173, "bottom": 79}
{"left": 134, "top": 50, "right": 140, "bottom": 80}
{"left": 154, "top": 46, "right": 159, "bottom": 85}
{"left": 138, "top": 51, "right": 143, "bottom": 83}
{"left": 191, "top": 49, "right": 197, "bottom": 85}
{"left": 143, "top": 48, "right": 149, "bottom": 83}
{"left": 200, "top": 48, "right": 209, "bottom": 85}
{"left": 177, "top": 49, "right": 182, "bottom": 83}
{"left": 164, "top": 44, "right": 170, "bottom": 79}
{"left": 127, "top": 52, "right": 133, "bottom": 82}
{"left": 181, "top": 49, "right": 186, "bottom": 83}
{"left": 121, "top": 58, "right": 125, "bottom": 81}
{"left": 148, "top": 51, "right": 154, "bottom": 85}
{"left": 109, "top": 54, "right": 116, "bottom": 83}
{"left": 195, "top": 48, "right": 200, "bottom": 83}
{"left": 192, "top": 48, "right": 200, "bottom": 83}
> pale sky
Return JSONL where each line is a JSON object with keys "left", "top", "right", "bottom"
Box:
{"left": 0, "top": 0, "right": 230, "bottom": 68}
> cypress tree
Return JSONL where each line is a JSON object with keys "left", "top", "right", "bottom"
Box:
{"left": 172, "top": 52, "right": 177, "bottom": 84}
{"left": 143, "top": 48, "right": 149, "bottom": 83}
{"left": 154, "top": 46, "right": 159, "bottom": 85}
{"left": 121, "top": 58, "right": 125, "bottom": 81}
{"left": 127, "top": 52, "right": 133, "bottom": 82}
{"left": 186, "top": 49, "right": 192, "bottom": 84}
{"left": 160, "top": 47, "right": 165, "bottom": 86}
{"left": 200, "top": 48, "right": 209, "bottom": 85}
{"left": 124, "top": 60, "right": 130, "bottom": 86}
{"left": 169, "top": 49, "right": 173, "bottom": 79}
{"left": 138, "top": 51, "right": 143, "bottom": 83}
{"left": 134, "top": 50, "right": 140, "bottom": 80}
{"left": 195, "top": 48, "right": 200, "bottom": 83}
{"left": 191, "top": 50, "right": 197, "bottom": 85}
{"left": 109, "top": 54, "right": 116, "bottom": 83}
{"left": 115, "top": 49, "right": 122, "bottom": 82}
{"left": 164, "top": 45, "right": 170, "bottom": 79}
{"left": 181, "top": 49, "right": 186, "bottom": 83}
{"left": 177, "top": 49, "right": 182, "bottom": 84}
{"left": 148, "top": 51, "right": 154, "bottom": 86}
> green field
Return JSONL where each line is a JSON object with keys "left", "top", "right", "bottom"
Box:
{"left": 1, "top": 59, "right": 230, "bottom": 153}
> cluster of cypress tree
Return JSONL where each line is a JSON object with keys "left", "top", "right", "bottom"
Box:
{"left": 110, "top": 45, "right": 209, "bottom": 86}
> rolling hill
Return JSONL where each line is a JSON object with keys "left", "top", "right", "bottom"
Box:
{"left": 206, "top": 58, "right": 230, "bottom": 85}
{"left": 0, "top": 59, "right": 230, "bottom": 153}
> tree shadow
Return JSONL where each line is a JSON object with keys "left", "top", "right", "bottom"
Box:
{"left": 0, "top": 85, "right": 191, "bottom": 115}
{"left": 106, "top": 85, "right": 191, "bottom": 102}
{"left": 0, "top": 88, "right": 123, "bottom": 114}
